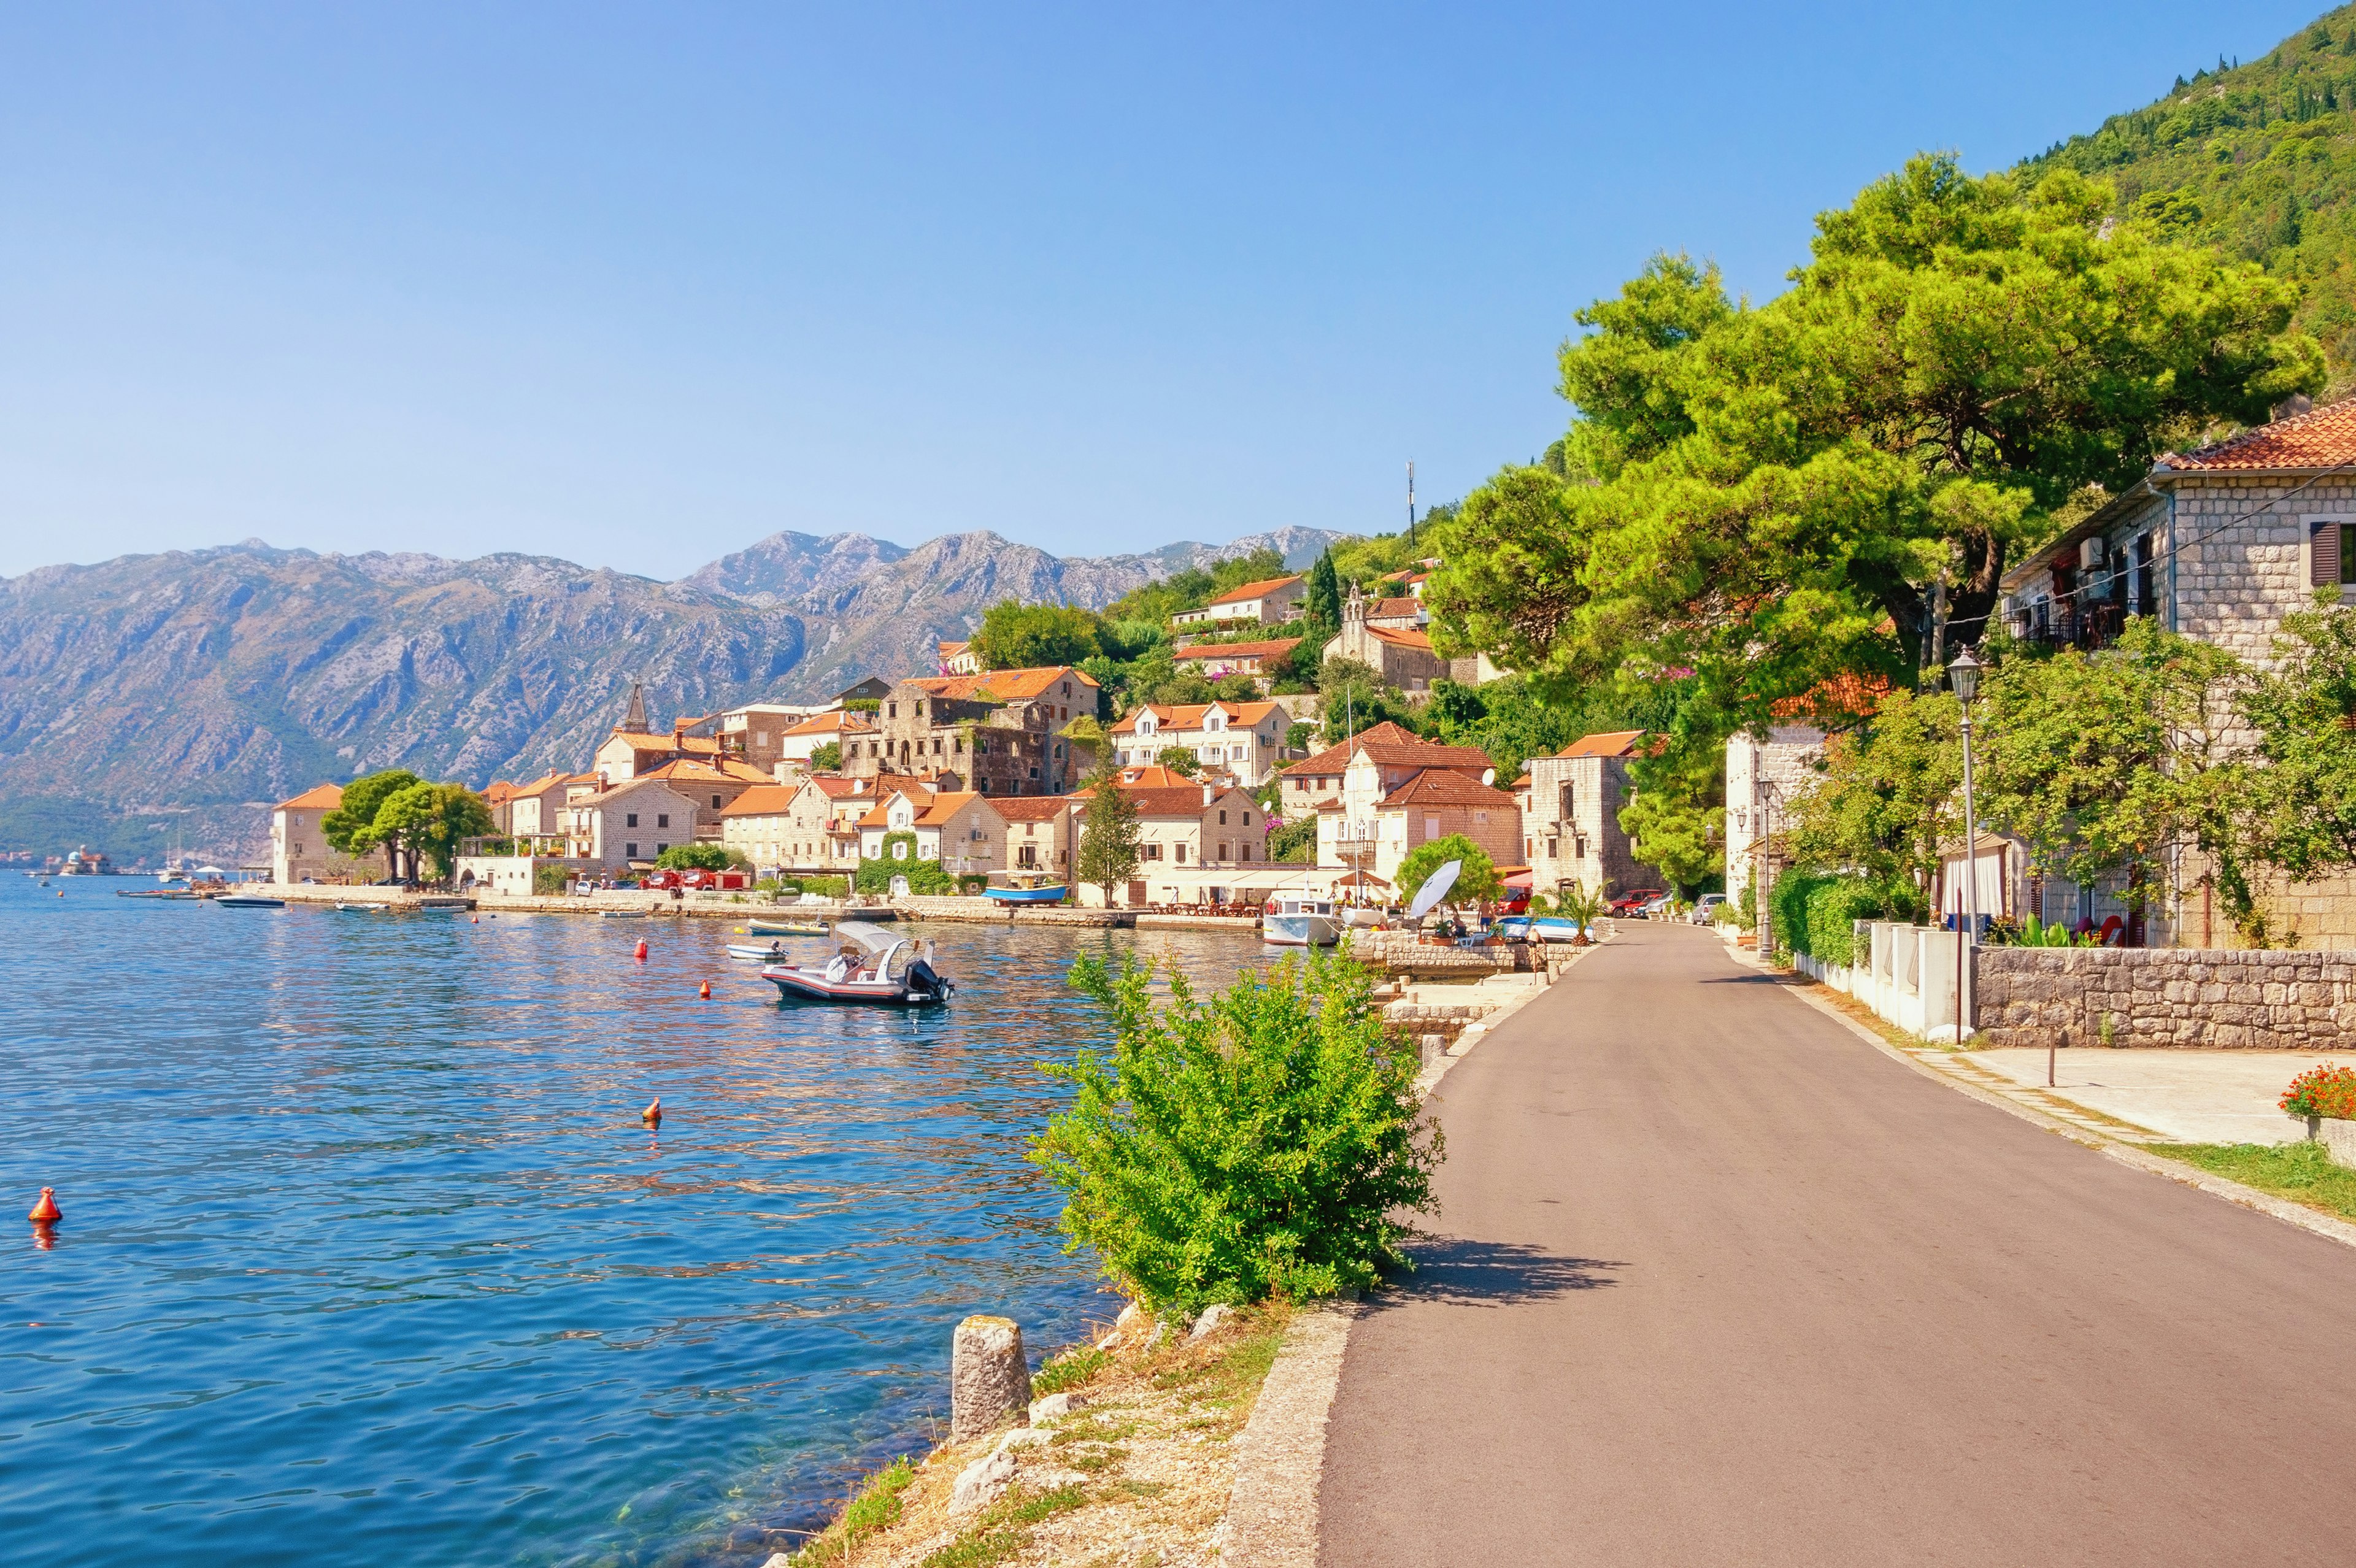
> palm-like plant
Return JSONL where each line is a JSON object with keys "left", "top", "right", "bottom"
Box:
{"left": 1555, "top": 880, "right": 1611, "bottom": 945}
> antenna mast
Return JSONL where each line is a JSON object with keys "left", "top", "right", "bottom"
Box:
{"left": 1406, "top": 461, "right": 1416, "bottom": 547}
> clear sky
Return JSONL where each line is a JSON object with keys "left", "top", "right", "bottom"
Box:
{"left": 0, "top": 2, "right": 2331, "bottom": 579}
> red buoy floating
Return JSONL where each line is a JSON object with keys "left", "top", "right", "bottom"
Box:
{"left": 698, "top": 980, "right": 711, "bottom": 1000}
{"left": 641, "top": 1098, "right": 661, "bottom": 1128}
{"left": 29, "top": 1188, "right": 61, "bottom": 1223}
{"left": 634, "top": 939, "right": 649, "bottom": 962}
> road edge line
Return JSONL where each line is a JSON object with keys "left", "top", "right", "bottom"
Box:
{"left": 1217, "top": 1301, "right": 1357, "bottom": 1567}
{"left": 1765, "top": 964, "right": 2356, "bottom": 1255}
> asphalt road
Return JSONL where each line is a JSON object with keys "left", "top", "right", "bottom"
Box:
{"left": 1317, "top": 921, "right": 2356, "bottom": 1567}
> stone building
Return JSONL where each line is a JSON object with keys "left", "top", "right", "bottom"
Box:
{"left": 1323, "top": 582, "right": 1447, "bottom": 691}
{"left": 1519, "top": 732, "right": 1663, "bottom": 900}
{"left": 271, "top": 783, "right": 368, "bottom": 885}
{"left": 848, "top": 666, "right": 1099, "bottom": 796}
{"left": 1172, "top": 574, "right": 1305, "bottom": 629}
{"left": 2001, "top": 393, "right": 2356, "bottom": 944}
{"left": 1277, "top": 721, "right": 1498, "bottom": 884}
{"left": 1108, "top": 699, "right": 1293, "bottom": 785}
{"left": 1069, "top": 782, "right": 1270, "bottom": 905}
{"left": 558, "top": 778, "right": 703, "bottom": 870}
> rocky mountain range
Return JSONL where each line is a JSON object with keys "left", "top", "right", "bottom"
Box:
{"left": 0, "top": 525, "right": 1349, "bottom": 860}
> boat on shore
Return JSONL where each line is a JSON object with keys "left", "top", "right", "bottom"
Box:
{"left": 748, "top": 918, "right": 829, "bottom": 936}
{"left": 599, "top": 909, "right": 651, "bottom": 920}
{"left": 335, "top": 901, "right": 384, "bottom": 912}
{"left": 1496, "top": 915, "right": 1586, "bottom": 943}
{"left": 983, "top": 876, "right": 1067, "bottom": 905}
{"left": 1262, "top": 894, "right": 1341, "bottom": 947}
{"left": 117, "top": 888, "right": 202, "bottom": 901}
{"left": 762, "top": 921, "right": 952, "bottom": 1005}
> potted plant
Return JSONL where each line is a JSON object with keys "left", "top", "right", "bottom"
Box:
{"left": 2281, "top": 1064, "right": 2356, "bottom": 1168}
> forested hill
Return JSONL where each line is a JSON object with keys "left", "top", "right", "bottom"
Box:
{"left": 2025, "top": 4, "right": 2356, "bottom": 382}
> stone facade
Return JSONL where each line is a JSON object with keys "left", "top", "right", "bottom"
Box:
{"left": 852, "top": 669, "right": 1096, "bottom": 797}
{"left": 1723, "top": 724, "right": 1827, "bottom": 914}
{"left": 1522, "top": 737, "right": 1661, "bottom": 899}
{"left": 1972, "top": 947, "right": 2356, "bottom": 1050}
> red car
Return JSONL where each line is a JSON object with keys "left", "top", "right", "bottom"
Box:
{"left": 1607, "top": 889, "right": 1663, "bottom": 915}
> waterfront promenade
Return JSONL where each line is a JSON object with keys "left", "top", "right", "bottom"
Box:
{"left": 1317, "top": 921, "right": 2356, "bottom": 1566}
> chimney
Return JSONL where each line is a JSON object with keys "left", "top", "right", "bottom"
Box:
{"left": 1203, "top": 783, "right": 1215, "bottom": 807}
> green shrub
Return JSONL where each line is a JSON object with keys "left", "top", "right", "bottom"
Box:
{"left": 533, "top": 864, "right": 571, "bottom": 896}
{"left": 957, "top": 872, "right": 991, "bottom": 894}
{"left": 798, "top": 874, "right": 849, "bottom": 900}
{"left": 854, "top": 833, "right": 958, "bottom": 894}
{"left": 1030, "top": 947, "right": 1442, "bottom": 1315}
{"left": 1029, "top": 1343, "right": 1111, "bottom": 1395}
{"left": 1769, "top": 872, "right": 1921, "bottom": 966}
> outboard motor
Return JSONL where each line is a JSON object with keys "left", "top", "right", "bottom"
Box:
{"left": 906, "top": 957, "right": 952, "bottom": 1000}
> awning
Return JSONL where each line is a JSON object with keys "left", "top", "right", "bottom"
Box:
{"left": 1502, "top": 869, "right": 1535, "bottom": 890}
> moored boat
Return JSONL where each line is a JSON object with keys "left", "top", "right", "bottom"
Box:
{"left": 727, "top": 940, "right": 800, "bottom": 961}
{"left": 748, "top": 918, "right": 828, "bottom": 936}
{"left": 1496, "top": 915, "right": 1586, "bottom": 943}
{"left": 214, "top": 893, "right": 287, "bottom": 909}
{"left": 600, "top": 908, "right": 651, "bottom": 919}
{"left": 762, "top": 921, "right": 952, "bottom": 1005}
{"left": 983, "top": 876, "right": 1068, "bottom": 905}
{"left": 1262, "top": 894, "right": 1342, "bottom": 947}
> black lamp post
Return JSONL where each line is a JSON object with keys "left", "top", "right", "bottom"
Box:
{"left": 1949, "top": 647, "right": 1983, "bottom": 1045}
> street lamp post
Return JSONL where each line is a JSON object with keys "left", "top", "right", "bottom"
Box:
{"left": 1949, "top": 648, "right": 1983, "bottom": 1053}
{"left": 1757, "top": 779, "right": 1783, "bottom": 955}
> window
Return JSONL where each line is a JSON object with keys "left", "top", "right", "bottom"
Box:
{"left": 887, "top": 702, "right": 898, "bottom": 718}
{"left": 626, "top": 812, "right": 640, "bottom": 828}
{"left": 1174, "top": 843, "right": 1188, "bottom": 863}
{"left": 657, "top": 813, "right": 671, "bottom": 828}
{"left": 1242, "top": 811, "right": 1251, "bottom": 825}
{"left": 1425, "top": 814, "right": 1441, "bottom": 840}
{"left": 2313, "top": 521, "right": 2356, "bottom": 588}
{"left": 712, "top": 794, "right": 722, "bottom": 809}
{"left": 892, "top": 840, "right": 909, "bottom": 860}
{"left": 1217, "top": 842, "right": 1229, "bottom": 861}
{"left": 1142, "top": 842, "right": 1162, "bottom": 861}
{"left": 626, "top": 842, "right": 639, "bottom": 858}
{"left": 655, "top": 843, "right": 668, "bottom": 855}
{"left": 1218, "top": 809, "right": 1228, "bottom": 825}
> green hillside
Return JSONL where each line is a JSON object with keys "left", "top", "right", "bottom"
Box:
{"left": 2027, "top": 5, "right": 2356, "bottom": 384}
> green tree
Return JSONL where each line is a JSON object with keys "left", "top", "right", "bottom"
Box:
{"left": 372, "top": 782, "right": 497, "bottom": 885}
{"left": 1156, "top": 745, "right": 1201, "bottom": 778}
{"left": 321, "top": 769, "right": 422, "bottom": 878}
{"left": 1266, "top": 816, "right": 1317, "bottom": 863}
{"left": 1076, "top": 773, "right": 1142, "bottom": 906}
{"left": 654, "top": 842, "right": 747, "bottom": 872}
{"left": 1394, "top": 834, "right": 1501, "bottom": 907}
{"left": 1425, "top": 155, "right": 2322, "bottom": 763}
{"left": 973, "top": 603, "right": 1107, "bottom": 669}
{"left": 1030, "top": 948, "right": 1442, "bottom": 1313}
{"left": 1979, "top": 620, "right": 2261, "bottom": 940}
{"left": 807, "top": 740, "right": 842, "bottom": 771}
{"left": 2241, "top": 602, "right": 2356, "bottom": 887}
{"left": 1303, "top": 550, "right": 1342, "bottom": 640}
{"left": 1619, "top": 788, "right": 1723, "bottom": 900}
{"left": 1317, "top": 656, "right": 1416, "bottom": 744}
{"left": 1783, "top": 686, "right": 1963, "bottom": 897}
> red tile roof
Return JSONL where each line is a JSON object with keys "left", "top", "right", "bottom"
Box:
{"left": 1119, "top": 784, "right": 1246, "bottom": 816}
{"left": 277, "top": 783, "right": 344, "bottom": 811}
{"left": 1559, "top": 731, "right": 1647, "bottom": 759}
{"left": 1280, "top": 721, "right": 1493, "bottom": 779}
{"left": 1111, "top": 699, "right": 1285, "bottom": 734}
{"left": 1377, "top": 771, "right": 1515, "bottom": 809}
{"left": 1366, "top": 625, "right": 1434, "bottom": 651}
{"left": 1172, "top": 638, "right": 1303, "bottom": 663}
{"left": 1368, "top": 597, "right": 1422, "bottom": 620}
{"left": 991, "top": 795, "right": 1070, "bottom": 821}
{"left": 2157, "top": 396, "right": 2356, "bottom": 472}
{"left": 904, "top": 666, "right": 1099, "bottom": 702}
{"left": 914, "top": 791, "right": 984, "bottom": 827}
{"left": 783, "top": 710, "right": 875, "bottom": 736}
{"left": 1205, "top": 574, "right": 1304, "bottom": 607}
{"left": 1768, "top": 672, "right": 1888, "bottom": 723}
{"left": 720, "top": 784, "right": 803, "bottom": 818}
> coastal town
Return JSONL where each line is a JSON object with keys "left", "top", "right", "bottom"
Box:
{"left": 24, "top": 10, "right": 2356, "bottom": 1568}
{"left": 263, "top": 564, "right": 1652, "bottom": 917}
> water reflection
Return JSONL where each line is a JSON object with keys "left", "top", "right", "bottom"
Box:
{"left": 0, "top": 885, "right": 1274, "bottom": 1568}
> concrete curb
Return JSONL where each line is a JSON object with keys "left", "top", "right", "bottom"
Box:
{"left": 1217, "top": 1304, "right": 1357, "bottom": 1567}
{"left": 1755, "top": 956, "right": 2356, "bottom": 1255}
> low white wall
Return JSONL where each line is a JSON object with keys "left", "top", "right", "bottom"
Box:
{"left": 1796, "top": 921, "right": 1970, "bottom": 1041}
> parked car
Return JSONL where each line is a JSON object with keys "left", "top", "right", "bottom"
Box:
{"left": 1636, "top": 894, "right": 1675, "bottom": 919}
{"left": 1688, "top": 893, "right": 1728, "bottom": 924}
{"left": 1607, "top": 888, "right": 1663, "bottom": 915}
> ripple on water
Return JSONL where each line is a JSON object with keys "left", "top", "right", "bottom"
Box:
{"left": 0, "top": 883, "right": 1275, "bottom": 1568}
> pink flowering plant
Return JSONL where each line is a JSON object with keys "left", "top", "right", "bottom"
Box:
{"left": 2279, "top": 1064, "right": 2356, "bottom": 1121}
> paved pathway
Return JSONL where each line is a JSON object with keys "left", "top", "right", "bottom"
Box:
{"left": 1318, "top": 922, "right": 2356, "bottom": 1567}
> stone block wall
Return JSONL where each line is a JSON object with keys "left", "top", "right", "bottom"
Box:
{"left": 1973, "top": 947, "right": 2356, "bottom": 1049}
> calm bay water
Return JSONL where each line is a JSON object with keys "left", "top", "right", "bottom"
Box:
{"left": 0, "top": 877, "right": 1269, "bottom": 1568}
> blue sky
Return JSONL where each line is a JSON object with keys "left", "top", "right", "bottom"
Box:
{"left": 0, "top": 2, "right": 2331, "bottom": 579}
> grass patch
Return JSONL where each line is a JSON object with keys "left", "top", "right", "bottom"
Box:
{"left": 1061, "top": 1445, "right": 1126, "bottom": 1472}
{"left": 2150, "top": 1140, "right": 2356, "bottom": 1221}
{"left": 791, "top": 1456, "right": 915, "bottom": 1564}
{"left": 919, "top": 1485, "right": 1089, "bottom": 1568}
{"left": 1031, "top": 1343, "right": 1111, "bottom": 1396}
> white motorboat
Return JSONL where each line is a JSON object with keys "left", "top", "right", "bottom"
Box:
{"left": 761, "top": 921, "right": 952, "bottom": 1005}
{"left": 1261, "top": 894, "right": 1342, "bottom": 947}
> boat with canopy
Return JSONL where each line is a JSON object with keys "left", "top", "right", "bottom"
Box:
{"left": 761, "top": 921, "right": 953, "bottom": 1005}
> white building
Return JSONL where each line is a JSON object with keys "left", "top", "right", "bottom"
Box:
{"left": 1109, "top": 699, "right": 1292, "bottom": 785}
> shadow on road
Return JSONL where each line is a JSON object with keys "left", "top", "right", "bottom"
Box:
{"left": 1375, "top": 1236, "right": 1625, "bottom": 1310}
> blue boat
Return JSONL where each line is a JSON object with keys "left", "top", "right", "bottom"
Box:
{"left": 983, "top": 877, "right": 1067, "bottom": 905}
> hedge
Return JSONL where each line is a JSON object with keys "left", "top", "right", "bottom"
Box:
{"left": 1769, "top": 872, "right": 1923, "bottom": 967}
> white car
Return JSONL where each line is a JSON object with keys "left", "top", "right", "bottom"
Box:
{"left": 1688, "top": 893, "right": 1727, "bottom": 924}
{"left": 1637, "top": 894, "right": 1675, "bottom": 919}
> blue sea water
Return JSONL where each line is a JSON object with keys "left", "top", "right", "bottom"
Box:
{"left": 0, "top": 878, "right": 1268, "bottom": 1568}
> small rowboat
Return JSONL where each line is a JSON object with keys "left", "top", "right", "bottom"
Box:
{"left": 748, "top": 918, "right": 828, "bottom": 936}
{"left": 727, "top": 940, "right": 798, "bottom": 961}
{"left": 983, "top": 877, "right": 1067, "bottom": 905}
{"left": 600, "top": 909, "right": 651, "bottom": 920}
{"left": 335, "top": 901, "right": 384, "bottom": 912}
{"left": 762, "top": 921, "right": 953, "bottom": 1005}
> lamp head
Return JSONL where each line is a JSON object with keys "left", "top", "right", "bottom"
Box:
{"left": 1948, "top": 646, "right": 1983, "bottom": 705}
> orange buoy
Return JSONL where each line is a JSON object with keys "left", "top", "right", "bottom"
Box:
{"left": 29, "top": 1188, "right": 61, "bottom": 1223}
{"left": 470, "top": 915, "right": 479, "bottom": 924}
{"left": 641, "top": 1098, "right": 661, "bottom": 1127}
{"left": 634, "top": 939, "right": 649, "bottom": 961}
{"left": 698, "top": 980, "right": 711, "bottom": 999}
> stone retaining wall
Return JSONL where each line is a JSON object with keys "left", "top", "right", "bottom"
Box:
{"left": 1973, "top": 947, "right": 2356, "bottom": 1049}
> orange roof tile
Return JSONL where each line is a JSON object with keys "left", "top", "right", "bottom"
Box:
{"left": 904, "top": 666, "right": 1100, "bottom": 703}
{"left": 638, "top": 759, "right": 747, "bottom": 785}
{"left": 1377, "top": 771, "right": 1515, "bottom": 809}
{"left": 1205, "top": 574, "right": 1304, "bottom": 607}
{"left": 720, "top": 784, "right": 803, "bottom": 818}
{"left": 1368, "top": 597, "right": 1422, "bottom": 620}
{"left": 1111, "top": 699, "right": 1285, "bottom": 734}
{"left": 783, "top": 710, "right": 875, "bottom": 736}
{"left": 277, "top": 783, "right": 344, "bottom": 811}
{"left": 1768, "top": 672, "right": 1889, "bottom": 723}
{"left": 2157, "top": 396, "right": 2356, "bottom": 472}
{"left": 1559, "top": 731, "right": 1647, "bottom": 759}
{"left": 1172, "top": 638, "right": 1303, "bottom": 663}
{"left": 1119, "top": 784, "right": 1244, "bottom": 816}
{"left": 991, "top": 795, "right": 1069, "bottom": 821}
{"left": 914, "top": 791, "right": 985, "bottom": 827}
{"left": 1366, "top": 625, "right": 1434, "bottom": 651}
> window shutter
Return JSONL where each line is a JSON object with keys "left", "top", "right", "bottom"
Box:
{"left": 2343, "top": 524, "right": 2356, "bottom": 586}
{"left": 2314, "top": 521, "right": 2342, "bottom": 586}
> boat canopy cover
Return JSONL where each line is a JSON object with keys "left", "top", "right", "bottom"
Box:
{"left": 833, "top": 921, "right": 900, "bottom": 958}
